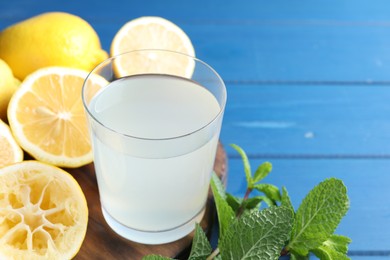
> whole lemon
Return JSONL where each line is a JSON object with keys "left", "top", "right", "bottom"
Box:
{"left": 0, "top": 12, "right": 108, "bottom": 80}
{"left": 0, "top": 58, "right": 20, "bottom": 121}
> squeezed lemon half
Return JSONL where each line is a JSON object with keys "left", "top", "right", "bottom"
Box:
{"left": 0, "top": 161, "right": 88, "bottom": 259}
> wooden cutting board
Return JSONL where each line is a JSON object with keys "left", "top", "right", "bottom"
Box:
{"left": 70, "top": 142, "right": 227, "bottom": 260}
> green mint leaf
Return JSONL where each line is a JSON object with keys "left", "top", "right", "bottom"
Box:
{"left": 219, "top": 206, "right": 293, "bottom": 260}
{"left": 211, "top": 172, "right": 235, "bottom": 239}
{"left": 253, "top": 183, "right": 281, "bottom": 202}
{"left": 290, "top": 253, "right": 309, "bottom": 260}
{"left": 322, "top": 234, "right": 352, "bottom": 255}
{"left": 253, "top": 161, "right": 272, "bottom": 183}
{"left": 241, "top": 196, "right": 263, "bottom": 210}
{"left": 142, "top": 255, "right": 173, "bottom": 260}
{"left": 211, "top": 171, "right": 227, "bottom": 200}
{"left": 226, "top": 193, "right": 263, "bottom": 213}
{"left": 188, "top": 224, "right": 212, "bottom": 260}
{"left": 310, "top": 234, "right": 352, "bottom": 260}
{"left": 230, "top": 144, "right": 252, "bottom": 186}
{"left": 225, "top": 193, "right": 241, "bottom": 212}
{"left": 311, "top": 243, "right": 351, "bottom": 260}
{"left": 281, "top": 187, "right": 295, "bottom": 216}
{"left": 254, "top": 195, "right": 275, "bottom": 207}
{"left": 287, "top": 178, "right": 349, "bottom": 256}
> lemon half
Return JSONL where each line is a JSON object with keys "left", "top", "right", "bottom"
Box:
{"left": 7, "top": 67, "right": 106, "bottom": 168}
{"left": 0, "top": 119, "right": 23, "bottom": 168}
{"left": 0, "top": 160, "right": 88, "bottom": 259}
{"left": 110, "top": 16, "right": 195, "bottom": 78}
{"left": 0, "top": 59, "right": 20, "bottom": 121}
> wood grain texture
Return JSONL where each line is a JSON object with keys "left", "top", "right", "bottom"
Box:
{"left": 69, "top": 142, "right": 227, "bottom": 260}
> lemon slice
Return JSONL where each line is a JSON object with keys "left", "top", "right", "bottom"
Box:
{"left": 7, "top": 67, "right": 106, "bottom": 168}
{"left": 0, "top": 160, "right": 88, "bottom": 259}
{"left": 0, "top": 119, "right": 23, "bottom": 168}
{"left": 110, "top": 16, "right": 195, "bottom": 78}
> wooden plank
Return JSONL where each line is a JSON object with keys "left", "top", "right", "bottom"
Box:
{"left": 220, "top": 84, "right": 390, "bottom": 156}
{"left": 3, "top": 19, "right": 390, "bottom": 82}
{"left": 3, "top": 0, "right": 390, "bottom": 22}
{"left": 225, "top": 157, "right": 390, "bottom": 253}
{"left": 187, "top": 23, "right": 390, "bottom": 83}
{"left": 2, "top": 3, "right": 390, "bottom": 82}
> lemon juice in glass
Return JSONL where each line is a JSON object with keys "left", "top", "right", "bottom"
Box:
{"left": 82, "top": 50, "right": 226, "bottom": 244}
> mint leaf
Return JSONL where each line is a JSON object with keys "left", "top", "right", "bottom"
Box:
{"left": 225, "top": 193, "right": 241, "bottom": 212}
{"left": 188, "top": 224, "right": 212, "bottom": 260}
{"left": 210, "top": 172, "right": 235, "bottom": 239}
{"left": 254, "top": 183, "right": 281, "bottom": 202}
{"left": 142, "top": 255, "right": 173, "bottom": 260}
{"left": 311, "top": 234, "right": 352, "bottom": 260}
{"left": 253, "top": 161, "right": 272, "bottom": 183}
{"left": 287, "top": 178, "right": 349, "bottom": 256}
{"left": 241, "top": 196, "right": 263, "bottom": 210}
{"left": 230, "top": 144, "right": 252, "bottom": 186}
{"left": 254, "top": 195, "right": 274, "bottom": 207}
{"left": 227, "top": 193, "right": 263, "bottom": 213}
{"left": 290, "top": 253, "right": 309, "bottom": 260}
{"left": 281, "top": 187, "right": 295, "bottom": 216}
{"left": 311, "top": 243, "right": 350, "bottom": 260}
{"left": 323, "top": 234, "right": 351, "bottom": 254}
{"left": 219, "top": 206, "right": 293, "bottom": 260}
{"left": 211, "top": 171, "right": 227, "bottom": 200}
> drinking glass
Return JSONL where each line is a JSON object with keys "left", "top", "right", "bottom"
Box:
{"left": 82, "top": 49, "right": 226, "bottom": 244}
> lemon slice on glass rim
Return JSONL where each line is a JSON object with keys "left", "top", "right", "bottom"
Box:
{"left": 110, "top": 16, "right": 196, "bottom": 78}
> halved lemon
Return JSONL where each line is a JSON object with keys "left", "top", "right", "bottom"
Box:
{"left": 0, "top": 58, "right": 21, "bottom": 121}
{"left": 0, "top": 160, "right": 88, "bottom": 259}
{"left": 7, "top": 67, "right": 105, "bottom": 168}
{"left": 0, "top": 119, "right": 23, "bottom": 168}
{"left": 110, "top": 16, "right": 195, "bottom": 78}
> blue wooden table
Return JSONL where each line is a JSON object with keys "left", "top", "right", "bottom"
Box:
{"left": 1, "top": 1, "right": 390, "bottom": 259}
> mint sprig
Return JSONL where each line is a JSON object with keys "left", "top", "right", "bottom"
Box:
{"left": 210, "top": 172, "right": 235, "bottom": 239}
{"left": 188, "top": 224, "right": 212, "bottom": 260}
{"left": 219, "top": 207, "right": 293, "bottom": 259}
{"left": 311, "top": 235, "right": 352, "bottom": 260}
{"left": 144, "top": 144, "right": 351, "bottom": 260}
{"left": 287, "top": 178, "right": 350, "bottom": 256}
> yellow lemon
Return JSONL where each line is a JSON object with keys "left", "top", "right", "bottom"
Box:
{"left": 0, "top": 119, "right": 23, "bottom": 168}
{"left": 7, "top": 67, "right": 106, "bottom": 168}
{"left": 110, "top": 16, "right": 195, "bottom": 78}
{"left": 0, "top": 59, "right": 20, "bottom": 121}
{"left": 0, "top": 160, "right": 88, "bottom": 259}
{"left": 0, "top": 12, "right": 108, "bottom": 80}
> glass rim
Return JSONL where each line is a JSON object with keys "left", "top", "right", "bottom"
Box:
{"left": 82, "top": 49, "right": 227, "bottom": 141}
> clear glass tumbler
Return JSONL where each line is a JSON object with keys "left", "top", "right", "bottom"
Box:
{"left": 82, "top": 49, "right": 226, "bottom": 244}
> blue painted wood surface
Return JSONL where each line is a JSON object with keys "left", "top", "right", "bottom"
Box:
{"left": 1, "top": 0, "right": 390, "bottom": 258}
